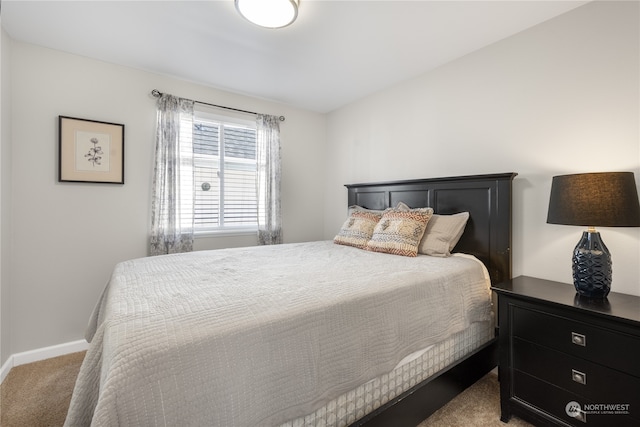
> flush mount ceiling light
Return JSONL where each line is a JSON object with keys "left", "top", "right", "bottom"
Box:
{"left": 235, "top": 0, "right": 299, "bottom": 29}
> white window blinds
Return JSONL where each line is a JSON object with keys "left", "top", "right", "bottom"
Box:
{"left": 192, "top": 111, "right": 258, "bottom": 232}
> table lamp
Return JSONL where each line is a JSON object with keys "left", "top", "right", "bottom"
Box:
{"left": 547, "top": 172, "right": 640, "bottom": 298}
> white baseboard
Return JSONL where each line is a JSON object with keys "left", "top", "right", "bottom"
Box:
{"left": 0, "top": 356, "right": 13, "bottom": 384}
{"left": 0, "top": 339, "right": 88, "bottom": 384}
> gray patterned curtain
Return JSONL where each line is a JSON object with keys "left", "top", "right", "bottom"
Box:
{"left": 256, "top": 114, "right": 282, "bottom": 245}
{"left": 149, "top": 94, "right": 195, "bottom": 255}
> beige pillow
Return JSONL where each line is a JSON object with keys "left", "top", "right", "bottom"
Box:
{"left": 347, "top": 205, "right": 386, "bottom": 216}
{"left": 418, "top": 212, "right": 470, "bottom": 256}
{"left": 334, "top": 210, "right": 383, "bottom": 249}
{"left": 366, "top": 208, "right": 433, "bottom": 257}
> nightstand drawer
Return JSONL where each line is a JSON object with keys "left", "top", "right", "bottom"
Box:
{"left": 511, "top": 305, "right": 640, "bottom": 377}
{"left": 513, "top": 370, "right": 639, "bottom": 427}
{"left": 513, "top": 338, "right": 640, "bottom": 418}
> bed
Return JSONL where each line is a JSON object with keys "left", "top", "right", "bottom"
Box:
{"left": 65, "top": 172, "right": 516, "bottom": 427}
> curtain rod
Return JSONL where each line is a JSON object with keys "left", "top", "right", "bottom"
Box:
{"left": 150, "top": 89, "right": 285, "bottom": 122}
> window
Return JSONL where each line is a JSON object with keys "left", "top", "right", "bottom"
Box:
{"left": 192, "top": 110, "right": 258, "bottom": 233}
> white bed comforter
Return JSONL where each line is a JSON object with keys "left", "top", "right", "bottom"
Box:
{"left": 65, "top": 241, "right": 491, "bottom": 427}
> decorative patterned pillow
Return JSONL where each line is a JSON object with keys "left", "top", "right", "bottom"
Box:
{"left": 419, "top": 212, "right": 470, "bottom": 256}
{"left": 334, "top": 210, "right": 383, "bottom": 249}
{"left": 366, "top": 208, "right": 433, "bottom": 257}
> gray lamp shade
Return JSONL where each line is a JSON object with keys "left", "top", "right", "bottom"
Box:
{"left": 547, "top": 172, "right": 640, "bottom": 227}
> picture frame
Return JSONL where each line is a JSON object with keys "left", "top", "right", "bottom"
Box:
{"left": 58, "top": 116, "right": 125, "bottom": 184}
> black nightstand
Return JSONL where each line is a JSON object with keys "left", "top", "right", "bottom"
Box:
{"left": 492, "top": 276, "right": 640, "bottom": 426}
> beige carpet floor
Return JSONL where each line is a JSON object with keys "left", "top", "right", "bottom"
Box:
{"left": 417, "top": 372, "right": 532, "bottom": 427}
{"left": 1, "top": 351, "right": 532, "bottom": 426}
{"left": 1, "top": 351, "right": 85, "bottom": 427}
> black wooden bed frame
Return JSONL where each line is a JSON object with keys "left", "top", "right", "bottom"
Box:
{"left": 344, "top": 172, "right": 517, "bottom": 427}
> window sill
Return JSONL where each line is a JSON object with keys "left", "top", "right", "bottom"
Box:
{"left": 194, "top": 229, "right": 257, "bottom": 239}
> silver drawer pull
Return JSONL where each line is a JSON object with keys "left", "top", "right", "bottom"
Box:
{"left": 567, "top": 402, "right": 587, "bottom": 423}
{"left": 571, "top": 332, "right": 586, "bottom": 347}
{"left": 572, "top": 369, "right": 587, "bottom": 385}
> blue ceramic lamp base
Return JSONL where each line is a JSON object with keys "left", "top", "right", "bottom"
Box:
{"left": 572, "top": 230, "right": 612, "bottom": 299}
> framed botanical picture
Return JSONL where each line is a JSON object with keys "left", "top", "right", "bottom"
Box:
{"left": 58, "top": 116, "right": 125, "bottom": 184}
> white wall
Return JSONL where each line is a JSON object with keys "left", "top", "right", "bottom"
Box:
{"left": 0, "top": 26, "right": 12, "bottom": 365}
{"left": 0, "top": 22, "right": 4, "bottom": 365}
{"left": 3, "top": 41, "right": 326, "bottom": 359}
{"left": 324, "top": 1, "right": 640, "bottom": 296}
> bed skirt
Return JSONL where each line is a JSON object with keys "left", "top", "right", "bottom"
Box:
{"left": 280, "top": 320, "right": 493, "bottom": 427}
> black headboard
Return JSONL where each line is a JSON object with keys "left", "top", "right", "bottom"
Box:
{"left": 345, "top": 173, "right": 517, "bottom": 285}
